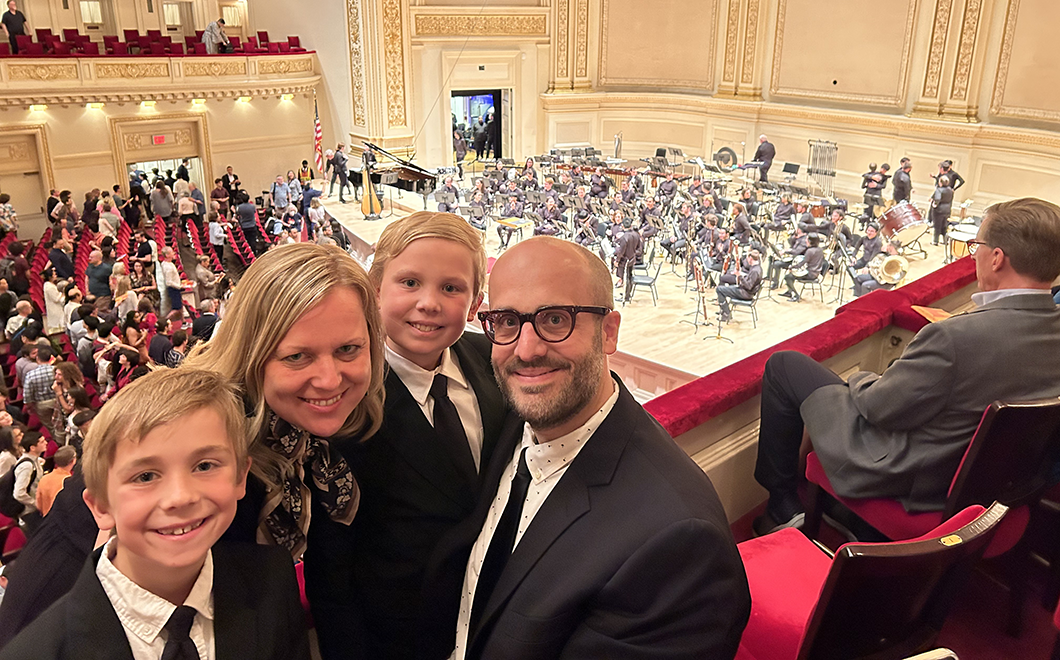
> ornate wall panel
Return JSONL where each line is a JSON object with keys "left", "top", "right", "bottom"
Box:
{"left": 184, "top": 61, "right": 247, "bottom": 77}
{"left": 922, "top": 0, "right": 953, "bottom": 98}
{"left": 413, "top": 14, "right": 547, "bottom": 36}
{"left": 739, "top": 0, "right": 760, "bottom": 86}
{"left": 574, "top": 0, "right": 589, "bottom": 78}
{"left": 948, "top": 0, "right": 982, "bottom": 101}
{"left": 346, "top": 0, "right": 367, "bottom": 126}
{"left": 721, "top": 0, "right": 741, "bottom": 85}
{"left": 770, "top": 0, "right": 917, "bottom": 107}
{"left": 599, "top": 0, "right": 719, "bottom": 90}
{"left": 96, "top": 63, "right": 170, "bottom": 78}
{"left": 382, "top": 0, "right": 408, "bottom": 127}
{"left": 556, "top": 0, "right": 570, "bottom": 79}
{"left": 990, "top": 0, "right": 1060, "bottom": 123}
{"left": 7, "top": 63, "right": 78, "bottom": 81}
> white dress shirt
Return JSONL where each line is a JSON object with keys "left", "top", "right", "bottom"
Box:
{"left": 451, "top": 378, "right": 620, "bottom": 660}
{"left": 970, "top": 288, "right": 1050, "bottom": 307}
{"left": 96, "top": 538, "right": 216, "bottom": 660}
{"left": 385, "top": 344, "right": 485, "bottom": 470}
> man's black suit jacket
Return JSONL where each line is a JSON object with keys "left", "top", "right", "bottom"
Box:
{"left": 426, "top": 377, "right": 750, "bottom": 660}
{"left": 0, "top": 542, "right": 310, "bottom": 660}
{"left": 309, "top": 333, "right": 508, "bottom": 660}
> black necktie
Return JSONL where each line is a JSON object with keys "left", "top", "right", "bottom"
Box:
{"left": 469, "top": 447, "right": 531, "bottom": 638}
{"left": 429, "top": 374, "right": 478, "bottom": 486}
{"left": 161, "top": 605, "right": 199, "bottom": 660}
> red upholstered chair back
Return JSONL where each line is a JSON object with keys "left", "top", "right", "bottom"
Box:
{"left": 111, "top": 41, "right": 128, "bottom": 55}
{"left": 0, "top": 42, "right": 8, "bottom": 55}
{"left": 35, "top": 28, "right": 53, "bottom": 41}
{"left": 257, "top": 30, "right": 270, "bottom": 44}
{"left": 146, "top": 29, "right": 162, "bottom": 40}
{"left": 192, "top": 43, "right": 206, "bottom": 55}
{"left": 944, "top": 398, "right": 1060, "bottom": 519}
{"left": 123, "top": 29, "right": 139, "bottom": 42}
{"left": 288, "top": 35, "right": 301, "bottom": 48}
{"left": 797, "top": 503, "right": 1005, "bottom": 660}
{"left": 62, "top": 28, "right": 79, "bottom": 41}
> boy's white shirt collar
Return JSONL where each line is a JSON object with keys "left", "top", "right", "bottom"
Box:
{"left": 96, "top": 537, "right": 214, "bottom": 645}
{"left": 385, "top": 343, "right": 470, "bottom": 406}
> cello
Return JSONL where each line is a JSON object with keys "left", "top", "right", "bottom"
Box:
{"left": 361, "top": 145, "right": 382, "bottom": 220}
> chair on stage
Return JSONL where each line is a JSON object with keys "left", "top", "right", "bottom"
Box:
{"left": 628, "top": 247, "right": 663, "bottom": 306}
{"left": 796, "top": 272, "right": 826, "bottom": 302}
{"left": 730, "top": 281, "right": 763, "bottom": 328}
{"left": 803, "top": 398, "right": 1060, "bottom": 637}
{"left": 736, "top": 503, "right": 1006, "bottom": 660}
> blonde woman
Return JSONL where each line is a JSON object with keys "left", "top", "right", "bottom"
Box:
{"left": 185, "top": 242, "right": 384, "bottom": 559}
{"left": 112, "top": 274, "right": 138, "bottom": 320}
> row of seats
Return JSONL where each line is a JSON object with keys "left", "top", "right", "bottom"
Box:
{"left": 1, "top": 29, "right": 306, "bottom": 57}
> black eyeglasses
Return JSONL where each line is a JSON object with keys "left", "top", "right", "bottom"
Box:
{"left": 477, "top": 305, "right": 612, "bottom": 345}
{"left": 965, "top": 239, "right": 990, "bottom": 255}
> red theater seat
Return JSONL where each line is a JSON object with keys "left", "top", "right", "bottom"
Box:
{"left": 736, "top": 503, "right": 1004, "bottom": 660}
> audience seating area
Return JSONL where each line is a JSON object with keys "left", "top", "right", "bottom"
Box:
{"left": 0, "top": 28, "right": 308, "bottom": 57}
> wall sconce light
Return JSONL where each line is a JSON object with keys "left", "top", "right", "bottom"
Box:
{"left": 29, "top": 104, "right": 48, "bottom": 111}
{"left": 86, "top": 102, "right": 105, "bottom": 109}
{"left": 192, "top": 98, "right": 206, "bottom": 106}
{"left": 237, "top": 96, "right": 252, "bottom": 103}
{"left": 281, "top": 94, "right": 294, "bottom": 101}
{"left": 141, "top": 100, "right": 157, "bottom": 108}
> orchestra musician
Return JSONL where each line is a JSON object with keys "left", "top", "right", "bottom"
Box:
{"left": 931, "top": 174, "right": 955, "bottom": 246}
{"left": 688, "top": 176, "right": 708, "bottom": 205}
{"left": 522, "top": 157, "right": 538, "bottom": 185}
{"left": 852, "top": 240, "right": 901, "bottom": 297}
{"left": 535, "top": 196, "right": 563, "bottom": 236}
{"left": 628, "top": 167, "right": 646, "bottom": 196}
{"left": 780, "top": 233, "right": 824, "bottom": 302}
{"left": 502, "top": 179, "right": 525, "bottom": 204}
{"left": 519, "top": 168, "right": 539, "bottom": 191}
{"left": 731, "top": 203, "right": 752, "bottom": 245}
{"left": 764, "top": 193, "right": 795, "bottom": 242}
{"left": 717, "top": 249, "right": 762, "bottom": 323}
{"left": 540, "top": 177, "right": 560, "bottom": 208}
{"left": 472, "top": 178, "right": 492, "bottom": 206}
{"left": 850, "top": 223, "right": 884, "bottom": 269}
{"left": 609, "top": 191, "right": 625, "bottom": 213}
{"left": 497, "top": 193, "right": 524, "bottom": 249}
{"left": 660, "top": 202, "right": 695, "bottom": 260}
{"left": 707, "top": 227, "right": 733, "bottom": 276}
{"left": 892, "top": 158, "right": 913, "bottom": 204}
{"left": 436, "top": 176, "right": 459, "bottom": 213}
{"left": 590, "top": 167, "right": 611, "bottom": 199}
{"left": 657, "top": 171, "right": 678, "bottom": 206}
{"left": 932, "top": 159, "right": 965, "bottom": 191}
{"left": 738, "top": 188, "right": 759, "bottom": 219}
{"left": 796, "top": 200, "right": 815, "bottom": 232}
{"left": 620, "top": 179, "right": 636, "bottom": 204}
{"left": 614, "top": 218, "right": 642, "bottom": 300}
{"left": 467, "top": 191, "right": 489, "bottom": 231}
{"left": 559, "top": 171, "right": 576, "bottom": 196}
{"left": 768, "top": 224, "right": 808, "bottom": 290}
{"left": 753, "top": 135, "right": 776, "bottom": 183}
{"left": 861, "top": 162, "right": 890, "bottom": 221}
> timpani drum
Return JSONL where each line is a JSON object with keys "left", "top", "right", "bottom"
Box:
{"left": 879, "top": 201, "right": 928, "bottom": 246}
{"left": 948, "top": 228, "right": 978, "bottom": 259}
{"left": 810, "top": 202, "right": 827, "bottom": 218}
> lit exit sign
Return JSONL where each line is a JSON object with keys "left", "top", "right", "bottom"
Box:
{"left": 152, "top": 135, "right": 166, "bottom": 145}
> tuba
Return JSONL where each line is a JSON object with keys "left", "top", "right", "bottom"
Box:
{"left": 868, "top": 253, "right": 909, "bottom": 285}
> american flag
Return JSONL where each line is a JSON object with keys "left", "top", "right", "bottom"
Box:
{"left": 313, "top": 99, "right": 324, "bottom": 171}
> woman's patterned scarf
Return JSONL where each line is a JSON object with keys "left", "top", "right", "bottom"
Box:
{"left": 258, "top": 412, "right": 359, "bottom": 559}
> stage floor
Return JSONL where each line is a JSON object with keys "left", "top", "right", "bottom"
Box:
{"left": 321, "top": 186, "right": 962, "bottom": 378}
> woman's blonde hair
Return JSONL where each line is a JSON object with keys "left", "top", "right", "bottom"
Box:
{"left": 113, "top": 275, "right": 132, "bottom": 298}
{"left": 185, "top": 242, "right": 385, "bottom": 487}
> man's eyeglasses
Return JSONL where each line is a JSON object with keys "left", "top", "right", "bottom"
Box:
{"left": 965, "top": 239, "right": 990, "bottom": 255}
{"left": 477, "top": 305, "right": 611, "bottom": 345}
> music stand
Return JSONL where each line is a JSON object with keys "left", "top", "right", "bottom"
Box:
{"left": 525, "top": 190, "right": 545, "bottom": 207}
{"left": 462, "top": 205, "right": 488, "bottom": 231}
{"left": 435, "top": 191, "right": 457, "bottom": 208}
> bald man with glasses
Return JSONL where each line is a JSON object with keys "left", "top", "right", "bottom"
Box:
{"left": 426, "top": 237, "right": 749, "bottom": 660}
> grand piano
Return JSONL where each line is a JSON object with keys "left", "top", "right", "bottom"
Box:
{"left": 349, "top": 141, "right": 439, "bottom": 209}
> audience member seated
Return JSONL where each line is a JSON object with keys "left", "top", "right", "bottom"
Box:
{"left": 751, "top": 197, "right": 1060, "bottom": 536}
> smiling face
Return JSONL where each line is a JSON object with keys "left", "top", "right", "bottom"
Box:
{"left": 487, "top": 239, "right": 619, "bottom": 440}
{"left": 263, "top": 287, "right": 373, "bottom": 437}
{"left": 83, "top": 407, "right": 248, "bottom": 600}
{"left": 378, "top": 238, "right": 481, "bottom": 370}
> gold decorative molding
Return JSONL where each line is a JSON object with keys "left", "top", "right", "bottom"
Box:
{"left": 382, "top": 0, "right": 407, "bottom": 127}
{"left": 556, "top": 0, "right": 570, "bottom": 79}
{"left": 184, "top": 60, "right": 247, "bottom": 77}
{"left": 7, "top": 63, "right": 78, "bottom": 81}
{"left": 124, "top": 133, "right": 143, "bottom": 150}
{"left": 7, "top": 143, "right": 28, "bottom": 160}
{"left": 174, "top": 128, "right": 192, "bottom": 146}
{"left": 922, "top": 0, "right": 952, "bottom": 97}
{"left": 722, "top": 0, "right": 741, "bottom": 83}
{"left": 0, "top": 123, "right": 55, "bottom": 187}
{"left": 740, "top": 0, "right": 760, "bottom": 85}
{"left": 575, "top": 0, "right": 589, "bottom": 79}
{"left": 258, "top": 58, "right": 313, "bottom": 75}
{"left": 949, "top": 0, "right": 982, "bottom": 101}
{"left": 96, "top": 62, "right": 170, "bottom": 78}
{"left": 769, "top": 0, "right": 918, "bottom": 107}
{"left": 414, "top": 14, "right": 546, "bottom": 37}
{"left": 598, "top": 0, "right": 718, "bottom": 91}
{"left": 346, "top": 0, "right": 366, "bottom": 127}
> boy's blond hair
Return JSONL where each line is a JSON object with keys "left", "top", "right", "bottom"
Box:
{"left": 83, "top": 368, "right": 249, "bottom": 508}
{"left": 368, "top": 211, "right": 487, "bottom": 298}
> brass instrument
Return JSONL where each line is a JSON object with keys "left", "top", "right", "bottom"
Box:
{"left": 868, "top": 253, "right": 909, "bottom": 285}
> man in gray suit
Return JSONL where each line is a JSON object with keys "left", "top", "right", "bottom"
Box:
{"left": 752, "top": 197, "right": 1060, "bottom": 536}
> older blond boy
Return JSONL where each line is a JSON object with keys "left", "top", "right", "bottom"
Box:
{"left": 312, "top": 212, "right": 508, "bottom": 660}
{"left": 0, "top": 369, "right": 309, "bottom": 660}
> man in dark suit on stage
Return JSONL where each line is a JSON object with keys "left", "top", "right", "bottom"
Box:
{"left": 892, "top": 157, "right": 913, "bottom": 203}
{"left": 443, "top": 237, "right": 750, "bottom": 660}
{"left": 753, "top": 134, "right": 776, "bottom": 183}
{"left": 752, "top": 197, "right": 1060, "bottom": 535}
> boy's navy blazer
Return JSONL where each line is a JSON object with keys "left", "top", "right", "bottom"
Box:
{"left": 0, "top": 541, "right": 310, "bottom": 660}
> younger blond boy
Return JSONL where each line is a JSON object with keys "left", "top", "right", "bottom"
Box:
{"left": 312, "top": 211, "right": 509, "bottom": 660}
{"left": 0, "top": 368, "right": 309, "bottom": 660}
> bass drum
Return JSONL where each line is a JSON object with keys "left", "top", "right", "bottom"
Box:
{"left": 879, "top": 201, "right": 928, "bottom": 246}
